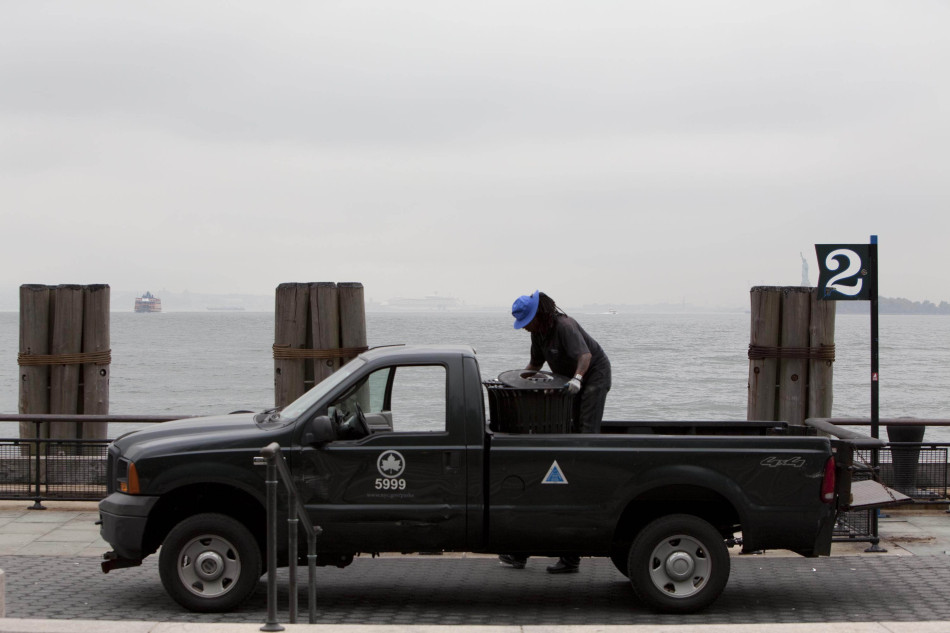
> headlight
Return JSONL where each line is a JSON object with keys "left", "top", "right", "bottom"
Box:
{"left": 116, "top": 458, "right": 140, "bottom": 494}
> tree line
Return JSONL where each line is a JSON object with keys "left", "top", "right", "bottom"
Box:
{"left": 835, "top": 296, "right": 950, "bottom": 315}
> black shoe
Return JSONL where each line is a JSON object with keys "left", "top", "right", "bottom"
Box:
{"left": 546, "top": 559, "right": 579, "bottom": 574}
{"left": 498, "top": 554, "right": 527, "bottom": 569}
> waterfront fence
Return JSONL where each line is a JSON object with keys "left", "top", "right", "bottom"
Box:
{"left": 0, "top": 414, "right": 192, "bottom": 509}
{"left": 825, "top": 418, "right": 950, "bottom": 547}
{"left": 3, "top": 414, "right": 949, "bottom": 542}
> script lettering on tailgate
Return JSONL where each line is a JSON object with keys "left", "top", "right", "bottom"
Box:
{"left": 760, "top": 456, "right": 806, "bottom": 468}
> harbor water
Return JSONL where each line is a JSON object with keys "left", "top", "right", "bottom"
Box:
{"left": 1, "top": 310, "right": 948, "bottom": 441}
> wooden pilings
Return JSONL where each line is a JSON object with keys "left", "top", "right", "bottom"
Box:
{"left": 273, "top": 282, "right": 367, "bottom": 409}
{"left": 81, "top": 285, "right": 111, "bottom": 441}
{"left": 18, "top": 285, "right": 51, "bottom": 442}
{"left": 747, "top": 286, "right": 836, "bottom": 426}
{"left": 808, "top": 294, "right": 836, "bottom": 423}
{"left": 18, "top": 284, "right": 111, "bottom": 444}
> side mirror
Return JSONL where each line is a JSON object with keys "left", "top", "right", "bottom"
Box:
{"left": 303, "top": 415, "right": 337, "bottom": 446}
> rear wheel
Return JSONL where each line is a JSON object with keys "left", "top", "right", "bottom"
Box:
{"left": 610, "top": 547, "right": 630, "bottom": 577}
{"left": 627, "top": 514, "right": 729, "bottom": 613}
{"left": 159, "top": 513, "right": 261, "bottom": 612}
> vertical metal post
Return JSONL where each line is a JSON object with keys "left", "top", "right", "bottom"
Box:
{"left": 870, "top": 235, "right": 880, "bottom": 441}
{"left": 865, "top": 235, "right": 886, "bottom": 552}
{"left": 287, "top": 513, "right": 298, "bottom": 624}
{"left": 31, "top": 433, "right": 45, "bottom": 510}
{"left": 284, "top": 452, "right": 301, "bottom": 624}
{"left": 308, "top": 528, "right": 321, "bottom": 624}
{"left": 260, "top": 455, "right": 284, "bottom": 632}
{"left": 256, "top": 442, "right": 322, "bottom": 627}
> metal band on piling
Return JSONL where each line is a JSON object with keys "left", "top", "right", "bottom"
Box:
{"left": 747, "top": 344, "right": 835, "bottom": 361}
{"left": 271, "top": 344, "right": 368, "bottom": 360}
{"left": 17, "top": 350, "right": 112, "bottom": 366}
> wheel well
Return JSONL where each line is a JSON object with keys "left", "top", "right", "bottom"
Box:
{"left": 612, "top": 485, "right": 740, "bottom": 551}
{"left": 142, "top": 484, "right": 265, "bottom": 558}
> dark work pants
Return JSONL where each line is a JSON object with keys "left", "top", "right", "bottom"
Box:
{"left": 573, "top": 367, "right": 611, "bottom": 434}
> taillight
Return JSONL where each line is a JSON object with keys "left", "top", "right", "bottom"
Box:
{"left": 821, "top": 456, "right": 836, "bottom": 503}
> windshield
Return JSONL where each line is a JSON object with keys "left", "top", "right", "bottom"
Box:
{"left": 275, "top": 357, "right": 366, "bottom": 422}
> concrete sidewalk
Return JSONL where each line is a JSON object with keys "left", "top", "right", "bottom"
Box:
{"left": 2, "top": 622, "right": 950, "bottom": 633}
{"left": 1, "top": 501, "right": 949, "bottom": 633}
{"left": 0, "top": 502, "right": 104, "bottom": 559}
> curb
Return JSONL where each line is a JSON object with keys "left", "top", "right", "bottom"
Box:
{"left": 2, "top": 621, "right": 950, "bottom": 633}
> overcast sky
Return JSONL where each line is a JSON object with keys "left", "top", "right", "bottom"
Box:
{"left": 2, "top": 1, "right": 948, "bottom": 309}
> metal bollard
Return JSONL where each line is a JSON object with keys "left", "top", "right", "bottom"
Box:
{"left": 256, "top": 444, "right": 284, "bottom": 632}
{"left": 287, "top": 514, "right": 298, "bottom": 623}
{"left": 255, "top": 441, "right": 323, "bottom": 628}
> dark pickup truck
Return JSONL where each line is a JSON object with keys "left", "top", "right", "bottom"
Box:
{"left": 99, "top": 344, "right": 889, "bottom": 614}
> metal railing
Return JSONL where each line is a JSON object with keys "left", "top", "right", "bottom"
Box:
{"left": 0, "top": 414, "right": 192, "bottom": 509}
{"left": 3, "top": 412, "right": 947, "bottom": 554}
{"left": 254, "top": 442, "right": 323, "bottom": 630}
{"left": 813, "top": 417, "right": 950, "bottom": 549}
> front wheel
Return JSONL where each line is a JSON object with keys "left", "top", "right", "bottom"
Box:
{"left": 628, "top": 514, "right": 730, "bottom": 613}
{"left": 159, "top": 513, "right": 261, "bottom": 613}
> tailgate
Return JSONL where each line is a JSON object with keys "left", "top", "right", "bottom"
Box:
{"left": 806, "top": 419, "right": 914, "bottom": 511}
{"left": 847, "top": 479, "right": 911, "bottom": 510}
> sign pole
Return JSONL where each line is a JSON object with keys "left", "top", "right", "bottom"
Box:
{"left": 869, "top": 235, "right": 880, "bottom": 440}
{"left": 867, "top": 235, "right": 884, "bottom": 552}
{"left": 815, "top": 236, "right": 884, "bottom": 551}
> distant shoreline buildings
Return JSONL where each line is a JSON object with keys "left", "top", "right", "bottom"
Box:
{"left": 835, "top": 296, "right": 950, "bottom": 315}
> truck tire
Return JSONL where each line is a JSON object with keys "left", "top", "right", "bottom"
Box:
{"left": 627, "top": 514, "right": 729, "bottom": 614}
{"left": 159, "top": 513, "right": 261, "bottom": 613}
{"left": 610, "top": 548, "right": 630, "bottom": 577}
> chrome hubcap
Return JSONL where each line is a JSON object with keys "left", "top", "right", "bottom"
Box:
{"left": 195, "top": 550, "right": 225, "bottom": 581}
{"left": 648, "top": 534, "right": 711, "bottom": 598}
{"left": 177, "top": 535, "right": 241, "bottom": 598}
{"left": 664, "top": 550, "right": 696, "bottom": 581}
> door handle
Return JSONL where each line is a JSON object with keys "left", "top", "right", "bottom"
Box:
{"left": 443, "top": 451, "right": 461, "bottom": 472}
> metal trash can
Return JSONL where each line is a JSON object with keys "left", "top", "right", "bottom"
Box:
{"left": 484, "top": 370, "right": 574, "bottom": 434}
{"left": 886, "top": 423, "right": 926, "bottom": 495}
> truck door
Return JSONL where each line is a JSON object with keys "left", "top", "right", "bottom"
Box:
{"left": 297, "top": 363, "right": 467, "bottom": 553}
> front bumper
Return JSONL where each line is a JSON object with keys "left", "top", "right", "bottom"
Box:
{"left": 98, "top": 492, "right": 160, "bottom": 561}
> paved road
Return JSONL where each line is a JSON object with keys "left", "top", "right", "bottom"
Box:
{"left": 3, "top": 553, "right": 950, "bottom": 626}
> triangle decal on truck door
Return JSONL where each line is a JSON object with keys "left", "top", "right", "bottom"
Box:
{"left": 542, "top": 460, "right": 568, "bottom": 484}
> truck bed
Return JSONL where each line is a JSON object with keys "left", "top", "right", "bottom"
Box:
{"left": 600, "top": 419, "right": 802, "bottom": 436}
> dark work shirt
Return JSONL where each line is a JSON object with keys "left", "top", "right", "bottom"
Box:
{"left": 530, "top": 315, "right": 609, "bottom": 380}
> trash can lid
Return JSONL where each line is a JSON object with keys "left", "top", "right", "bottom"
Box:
{"left": 498, "top": 369, "right": 570, "bottom": 390}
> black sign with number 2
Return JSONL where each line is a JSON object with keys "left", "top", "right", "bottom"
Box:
{"left": 815, "top": 244, "right": 871, "bottom": 301}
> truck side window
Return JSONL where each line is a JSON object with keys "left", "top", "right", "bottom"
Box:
{"left": 329, "top": 365, "right": 446, "bottom": 434}
{"left": 387, "top": 365, "right": 446, "bottom": 433}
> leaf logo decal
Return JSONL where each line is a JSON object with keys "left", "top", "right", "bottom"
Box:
{"left": 377, "top": 450, "right": 406, "bottom": 478}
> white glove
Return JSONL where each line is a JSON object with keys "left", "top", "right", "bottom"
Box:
{"left": 565, "top": 375, "right": 582, "bottom": 394}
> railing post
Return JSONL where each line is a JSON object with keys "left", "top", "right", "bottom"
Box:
{"left": 287, "top": 512, "right": 298, "bottom": 624}
{"left": 254, "top": 442, "right": 322, "bottom": 626}
{"left": 31, "top": 430, "right": 45, "bottom": 510}
{"left": 308, "top": 528, "right": 320, "bottom": 624}
{"left": 257, "top": 445, "right": 284, "bottom": 633}
{"left": 864, "top": 445, "right": 885, "bottom": 553}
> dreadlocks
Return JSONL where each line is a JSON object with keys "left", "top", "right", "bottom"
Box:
{"left": 534, "top": 292, "right": 567, "bottom": 334}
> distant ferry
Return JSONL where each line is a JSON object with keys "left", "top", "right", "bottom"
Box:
{"left": 134, "top": 291, "right": 162, "bottom": 313}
